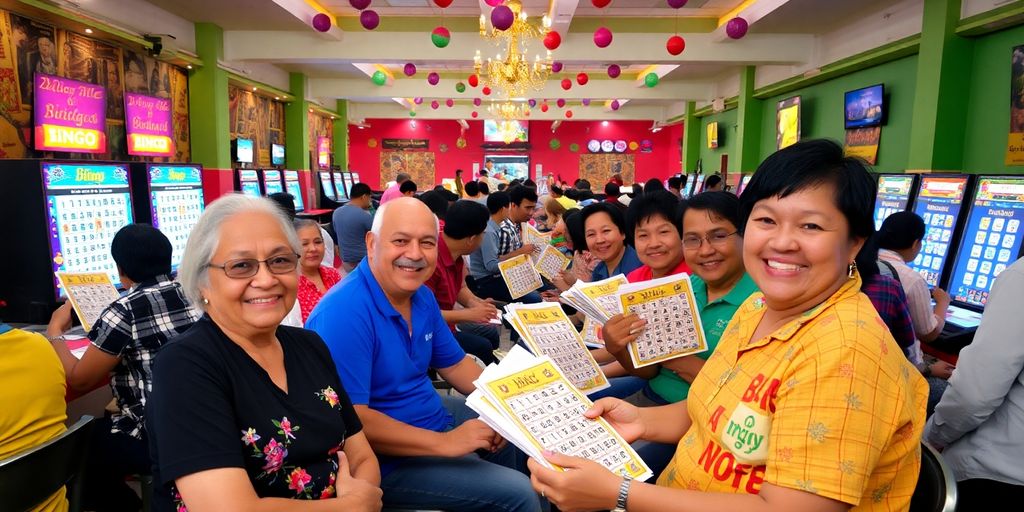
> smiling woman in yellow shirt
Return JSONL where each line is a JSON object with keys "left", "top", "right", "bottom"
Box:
{"left": 527, "top": 139, "right": 928, "bottom": 512}
{"left": 0, "top": 323, "right": 68, "bottom": 512}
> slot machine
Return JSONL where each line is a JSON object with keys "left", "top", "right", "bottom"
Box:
{"left": 873, "top": 174, "right": 918, "bottom": 230}
{"left": 907, "top": 175, "right": 972, "bottom": 288}
{"left": 683, "top": 174, "right": 696, "bottom": 197}
{"left": 333, "top": 171, "right": 348, "bottom": 201}
{"left": 262, "top": 169, "right": 284, "bottom": 196}
{"left": 237, "top": 169, "right": 263, "bottom": 198}
{"left": 130, "top": 163, "right": 205, "bottom": 272}
{"left": 692, "top": 174, "right": 706, "bottom": 196}
{"left": 283, "top": 170, "right": 305, "bottom": 212}
{"left": 737, "top": 174, "right": 753, "bottom": 196}
{"left": 319, "top": 171, "right": 337, "bottom": 201}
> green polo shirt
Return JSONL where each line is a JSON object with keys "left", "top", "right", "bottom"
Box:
{"left": 647, "top": 272, "right": 759, "bottom": 403}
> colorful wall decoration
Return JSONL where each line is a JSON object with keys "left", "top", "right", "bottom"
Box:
{"left": 380, "top": 150, "right": 436, "bottom": 189}
{"left": 578, "top": 153, "right": 635, "bottom": 186}
{"left": 228, "top": 84, "right": 284, "bottom": 168}
{"left": 308, "top": 110, "right": 333, "bottom": 167}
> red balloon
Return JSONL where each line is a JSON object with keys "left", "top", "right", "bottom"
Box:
{"left": 433, "top": 0, "right": 453, "bottom": 7}
{"left": 540, "top": 103, "right": 549, "bottom": 112}
{"left": 666, "top": 35, "right": 685, "bottom": 56}
{"left": 591, "top": 0, "right": 611, "bottom": 7}
{"left": 556, "top": 98, "right": 566, "bottom": 108}
{"left": 471, "top": 111, "right": 479, "bottom": 118}
{"left": 561, "top": 78, "right": 572, "bottom": 90}
{"left": 565, "top": 110, "right": 574, "bottom": 118}
{"left": 576, "top": 72, "right": 589, "bottom": 85}
{"left": 468, "top": 74, "right": 479, "bottom": 87}
{"left": 543, "top": 31, "right": 561, "bottom": 51}
{"left": 482, "top": 86, "right": 491, "bottom": 96}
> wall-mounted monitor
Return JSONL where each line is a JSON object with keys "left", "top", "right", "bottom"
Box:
{"left": 271, "top": 143, "right": 285, "bottom": 166}
{"left": 706, "top": 122, "right": 719, "bottom": 149}
{"left": 234, "top": 138, "right": 254, "bottom": 164}
{"left": 844, "top": 84, "right": 884, "bottom": 129}
{"left": 776, "top": 96, "right": 801, "bottom": 150}
{"left": 484, "top": 119, "right": 529, "bottom": 143}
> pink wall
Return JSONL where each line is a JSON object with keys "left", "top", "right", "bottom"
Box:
{"left": 348, "top": 118, "right": 683, "bottom": 189}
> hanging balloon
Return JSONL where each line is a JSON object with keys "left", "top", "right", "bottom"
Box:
{"left": 561, "top": 78, "right": 572, "bottom": 91}
{"left": 446, "top": 98, "right": 454, "bottom": 107}
{"left": 430, "top": 100, "right": 440, "bottom": 110}
{"left": 607, "top": 64, "right": 621, "bottom": 78}
{"left": 312, "top": 13, "right": 331, "bottom": 33}
{"left": 455, "top": 82, "right": 466, "bottom": 93}
{"left": 576, "top": 72, "right": 589, "bottom": 85}
{"left": 565, "top": 110, "right": 573, "bottom": 118}
{"left": 471, "top": 111, "right": 479, "bottom": 118}
{"left": 403, "top": 62, "right": 417, "bottom": 76}
{"left": 468, "top": 74, "right": 479, "bottom": 87}
{"left": 484, "top": 0, "right": 503, "bottom": 6}
{"left": 371, "top": 70, "right": 387, "bottom": 86}
{"left": 549, "top": 139, "right": 561, "bottom": 150}
{"left": 726, "top": 17, "right": 748, "bottom": 39}
{"left": 360, "top": 10, "right": 380, "bottom": 30}
{"left": 666, "top": 35, "right": 685, "bottom": 56}
{"left": 593, "top": 27, "right": 613, "bottom": 48}
{"left": 540, "top": 103, "right": 549, "bottom": 112}
{"left": 473, "top": 97, "right": 482, "bottom": 106}
{"left": 569, "top": 142, "right": 579, "bottom": 152}
{"left": 482, "top": 86, "right": 491, "bottom": 96}
{"left": 413, "top": 97, "right": 423, "bottom": 105}
{"left": 409, "top": 110, "right": 416, "bottom": 117}
{"left": 551, "top": 61, "right": 564, "bottom": 73}
{"left": 592, "top": 0, "right": 611, "bottom": 7}
{"left": 543, "top": 31, "right": 561, "bottom": 51}
{"left": 556, "top": 98, "right": 566, "bottom": 108}
{"left": 427, "top": 72, "right": 440, "bottom": 85}
{"left": 610, "top": 100, "right": 620, "bottom": 110}
{"left": 527, "top": 98, "right": 537, "bottom": 107}
{"left": 644, "top": 72, "right": 659, "bottom": 88}
{"left": 491, "top": 5, "right": 515, "bottom": 31}
{"left": 666, "top": 0, "right": 687, "bottom": 7}
{"left": 582, "top": 98, "right": 591, "bottom": 106}
{"left": 349, "top": 0, "right": 371, "bottom": 9}
{"left": 433, "top": 0, "right": 453, "bottom": 7}
{"left": 431, "top": 26, "right": 451, "bottom": 48}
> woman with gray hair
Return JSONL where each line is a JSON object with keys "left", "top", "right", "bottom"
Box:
{"left": 146, "top": 194, "right": 381, "bottom": 512}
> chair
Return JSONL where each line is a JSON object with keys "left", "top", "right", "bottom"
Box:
{"left": 0, "top": 415, "right": 96, "bottom": 512}
{"left": 910, "top": 442, "right": 958, "bottom": 512}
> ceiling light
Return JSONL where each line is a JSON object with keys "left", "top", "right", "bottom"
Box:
{"left": 84, "top": 28, "right": 93, "bottom": 34}
{"left": 186, "top": 64, "right": 193, "bottom": 69}
{"left": 274, "top": 96, "right": 279, "bottom": 100}
{"left": 252, "top": 87, "right": 257, "bottom": 92}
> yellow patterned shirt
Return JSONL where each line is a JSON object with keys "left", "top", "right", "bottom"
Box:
{"left": 658, "top": 275, "right": 927, "bottom": 510}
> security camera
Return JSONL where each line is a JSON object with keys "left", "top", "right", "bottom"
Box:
{"left": 143, "top": 35, "right": 163, "bottom": 57}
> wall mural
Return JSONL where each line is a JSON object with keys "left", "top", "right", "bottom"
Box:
{"left": 380, "top": 150, "right": 435, "bottom": 189}
{"left": 228, "top": 84, "right": 285, "bottom": 168}
{"left": 578, "top": 153, "right": 635, "bottom": 186}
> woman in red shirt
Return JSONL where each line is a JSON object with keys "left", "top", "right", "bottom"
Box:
{"left": 294, "top": 219, "right": 342, "bottom": 322}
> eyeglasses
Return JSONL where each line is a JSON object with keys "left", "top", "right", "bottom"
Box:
{"left": 208, "top": 253, "right": 300, "bottom": 279}
{"left": 682, "top": 231, "right": 738, "bottom": 250}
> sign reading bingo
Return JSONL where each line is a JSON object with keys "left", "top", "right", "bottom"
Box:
{"left": 948, "top": 177, "right": 1024, "bottom": 308}
{"left": 149, "top": 165, "right": 204, "bottom": 270}
{"left": 909, "top": 176, "right": 969, "bottom": 287}
{"left": 873, "top": 175, "right": 915, "bottom": 230}
{"left": 43, "top": 163, "right": 133, "bottom": 296}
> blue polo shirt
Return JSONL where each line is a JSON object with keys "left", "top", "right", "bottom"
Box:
{"left": 305, "top": 259, "right": 466, "bottom": 473}
{"left": 591, "top": 245, "right": 643, "bottom": 282}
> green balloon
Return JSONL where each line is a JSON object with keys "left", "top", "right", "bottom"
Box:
{"left": 569, "top": 143, "right": 579, "bottom": 152}
{"left": 549, "top": 139, "right": 561, "bottom": 150}
{"left": 372, "top": 70, "right": 387, "bottom": 86}
{"left": 456, "top": 82, "right": 466, "bottom": 93}
{"left": 409, "top": 110, "right": 416, "bottom": 117}
{"left": 644, "top": 72, "right": 659, "bottom": 88}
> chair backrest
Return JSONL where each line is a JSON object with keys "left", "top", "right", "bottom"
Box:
{"left": 0, "top": 416, "right": 96, "bottom": 512}
{"left": 910, "top": 442, "right": 958, "bottom": 512}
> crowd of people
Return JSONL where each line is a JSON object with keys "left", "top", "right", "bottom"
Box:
{"left": 3, "top": 139, "right": 1022, "bottom": 512}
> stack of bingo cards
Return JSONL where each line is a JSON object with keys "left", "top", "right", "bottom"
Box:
{"left": 503, "top": 302, "right": 608, "bottom": 394}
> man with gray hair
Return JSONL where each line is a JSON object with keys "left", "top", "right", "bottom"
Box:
{"left": 306, "top": 198, "right": 544, "bottom": 512}
{"left": 379, "top": 172, "right": 412, "bottom": 205}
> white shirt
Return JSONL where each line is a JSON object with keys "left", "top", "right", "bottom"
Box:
{"left": 878, "top": 249, "right": 939, "bottom": 365}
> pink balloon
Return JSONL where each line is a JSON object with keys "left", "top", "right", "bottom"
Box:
{"left": 491, "top": 5, "right": 514, "bottom": 31}
{"left": 473, "top": 98, "right": 482, "bottom": 106}
{"left": 428, "top": 72, "right": 440, "bottom": 85}
{"left": 349, "top": 0, "right": 371, "bottom": 9}
{"left": 430, "top": 100, "right": 439, "bottom": 109}
{"left": 403, "top": 63, "right": 417, "bottom": 76}
{"left": 360, "top": 10, "right": 380, "bottom": 30}
{"left": 607, "top": 64, "right": 621, "bottom": 78}
{"left": 484, "top": 0, "right": 503, "bottom": 6}
{"left": 551, "top": 61, "right": 563, "bottom": 73}
{"left": 446, "top": 98, "right": 454, "bottom": 107}
{"left": 413, "top": 97, "right": 423, "bottom": 105}
{"left": 726, "top": 17, "right": 748, "bottom": 39}
{"left": 593, "top": 26, "right": 613, "bottom": 48}
{"left": 666, "top": 0, "right": 687, "bottom": 7}
{"left": 312, "top": 13, "right": 331, "bottom": 32}
{"left": 556, "top": 98, "right": 566, "bottom": 108}
{"left": 610, "top": 100, "right": 620, "bottom": 111}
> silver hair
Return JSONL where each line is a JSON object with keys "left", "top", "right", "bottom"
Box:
{"left": 292, "top": 218, "right": 320, "bottom": 233}
{"left": 370, "top": 199, "right": 439, "bottom": 239}
{"left": 178, "top": 194, "right": 301, "bottom": 310}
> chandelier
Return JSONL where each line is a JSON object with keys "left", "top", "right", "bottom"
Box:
{"left": 474, "top": 0, "right": 553, "bottom": 98}
{"left": 487, "top": 101, "right": 530, "bottom": 120}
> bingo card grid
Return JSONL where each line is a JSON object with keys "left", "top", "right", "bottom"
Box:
{"left": 501, "top": 256, "right": 542, "bottom": 299}
{"left": 626, "top": 292, "right": 701, "bottom": 364}
{"left": 521, "top": 320, "right": 603, "bottom": 391}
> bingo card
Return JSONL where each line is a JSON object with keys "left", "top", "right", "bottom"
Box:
{"left": 534, "top": 245, "right": 571, "bottom": 281}
{"left": 618, "top": 273, "right": 706, "bottom": 368}
{"left": 56, "top": 272, "right": 121, "bottom": 332}
{"left": 499, "top": 254, "right": 543, "bottom": 299}
{"left": 521, "top": 222, "right": 550, "bottom": 263}
{"left": 505, "top": 302, "right": 608, "bottom": 394}
{"left": 148, "top": 165, "right": 204, "bottom": 270}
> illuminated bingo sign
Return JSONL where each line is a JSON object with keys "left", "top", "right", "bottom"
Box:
{"left": 33, "top": 73, "right": 107, "bottom": 153}
{"left": 317, "top": 137, "right": 330, "bottom": 169}
{"left": 125, "top": 92, "right": 174, "bottom": 157}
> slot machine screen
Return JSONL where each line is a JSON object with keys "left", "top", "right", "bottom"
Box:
{"left": 737, "top": 174, "right": 753, "bottom": 196}
{"left": 873, "top": 174, "right": 916, "bottom": 230}
{"left": 263, "top": 170, "right": 284, "bottom": 196}
{"left": 693, "top": 175, "right": 706, "bottom": 196}
{"left": 148, "top": 165, "right": 204, "bottom": 271}
{"left": 683, "top": 175, "right": 695, "bottom": 196}
{"left": 239, "top": 170, "right": 262, "bottom": 198}
{"left": 342, "top": 173, "right": 355, "bottom": 199}
{"left": 908, "top": 175, "right": 969, "bottom": 287}
{"left": 283, "top": 170, "right": 304, "bottom": 212}
{"left": 333, "top": 172, "right": 347, "bottom": 200}
{"left": 319, "top": 172, "right": 337, "bottom": 200}
{"left": 947, "top": 176, "right": 1024, "bottom": 308}
{"left": 42, "top": 162, "right": 134, "bottom": 297}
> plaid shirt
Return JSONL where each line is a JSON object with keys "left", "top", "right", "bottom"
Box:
{"left": 89, "top": 276, "right": 200, "bottom": 438}
{"left": 861, "top": 273, "right": 916, "bottom": 357}
{"left": 498, "top": 219, "right": 522, "bottom": 256}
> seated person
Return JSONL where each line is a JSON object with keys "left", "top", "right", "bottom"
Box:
{"left": 148, "top": 195, "right": 380, "bottom": 511}
{"left": 418, "top": 190, "right": 450, "bottom": 221}
{"left": 468, "top": 191, "right": 541, "bottom": 304}
{"left": 400, "top": 180, "right": 418, "bottom": 197}
{"left": 856, "top": 237, "right": 916, "bottom": 358}
{"left": 529, "top": 139, "right": 926, "bottom": 512}
{"left": 583, "top": 202, "right": 643, "bottom": 282}
{"left": 46, "top": 224, "right": 201, "bottom": 512}
{"left": 306, "top": 198, "right": 544, "bottom": 512}
{"left": 334, "top": 183, "right": 375, "bottom": 272}
{"left": 424, "top": 200, "right": 503, "bottom": 365}
{"left": 293, "top": 218, "right": 343, "bottom": 323}
{"left": 1, "top": 323, "right": 68, "bottom": 512}
{"left": 380, "top": 172, "right": 411, "bottom": 205}
{"left": 268, "top": 192, "right": 335, "bottom": 268}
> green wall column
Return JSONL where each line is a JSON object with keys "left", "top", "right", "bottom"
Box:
{"left": 681, "top": 102, "right": 701, "bottom": 173}
{"left": 188, "top": 23, "right": 230, "bottom": 169}
{"left": 735, "top": 66, "right": 763, "bottom": 173}
{"left": 285, "top": 73, "right": 310, "bottom": 170}
{"left": 333, "top": 100, "right": 349, "bottom": 171}
{"left": 908, "top": 0, "right": 973, "bottom": 170}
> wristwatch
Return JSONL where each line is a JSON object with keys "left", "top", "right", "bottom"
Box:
{"left": 611, "top": 475, "right": 633, "bottom": 512}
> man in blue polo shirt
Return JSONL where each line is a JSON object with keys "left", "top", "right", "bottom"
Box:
{"left": 307, "top": 197, "right": 544, "bottom": 512}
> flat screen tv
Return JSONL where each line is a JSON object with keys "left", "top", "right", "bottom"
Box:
{"left": 235, "top": 138, "right": 254, "bottom": 164}
{"left": 484, "top": 119, "right": 528, "bottom": 143}
{"left": 844, "top": 84, "right": 884, "bottom": 129}
{"left": 271, "top": 143, "right": 285, "bottom": 166}
{"left": 776, "top": 96, "right": 801, "bottom": 149}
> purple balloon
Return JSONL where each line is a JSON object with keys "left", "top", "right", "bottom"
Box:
{"left": 491, "top": 5, "right": 514, "bottom": 31}
{"left": 726, "top": 17, "right": 748, "bottom": 39}
{"left": 360, "top": 10, "right": 380, "bottom": 30}
{"left": 403, "top": 63, "right": 417, "bottom": 76}
{"left": 413, "top": 97, "right": 423, "bottom": 105}
{"left": 551, "top": 61, "right": 563, "bottom": 73}
{"left": 527, "top": 98, "right": 537, "bottom": 107}
{"left": 610, "top": 100, "right": 620, "bottom": 111}
{"left": 484, "top": 0, "right": 503, "bottom": 5}
{"left": 582, "top": 98, "right": 591, "bottom": 106}
{"left": 312, "top": 13, "right": 331, "bottom": 32}
{"left": 593, "top": 26, "right": 613, "bottom": 48}
{"left": 473, "top": 98, "right": 482, "bottom": 106}
{"left": 430, "top": 100, "right": 440, "bottom": 110}
{"left": 349, "top": 0, "right": 371, "bottom": 9}
{"left": 666, "top": 0, "right": 687, "bottom": 8}
{"left": 606, "top": 64, "right": 621, "bottom": 79}
{"left": 556, "top": 98, "right": 566, "bottom": 108}
{"left": 428, "top": 72, "right": 440, "bottom": 85}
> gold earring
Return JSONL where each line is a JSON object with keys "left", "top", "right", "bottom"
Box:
{"left": 847, "top": 261, "right": 857, "bottom": 279}
{"left": 202, "top": 298, "right": 209, "bottom": 305}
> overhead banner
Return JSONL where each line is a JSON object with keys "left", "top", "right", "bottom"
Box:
{"left": 33, "top": 73, "right": 107, "bottom": 153}
{"left": 125, "top": 92, "right": 174, "bottom": 157}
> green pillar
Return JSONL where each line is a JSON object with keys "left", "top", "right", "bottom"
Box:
{"left": 333, "top": 100, "right": 349, "bottom": 171}
{"left": 285, "top": 72, "right": 310, "bottom": 170}
{"left": 681, "top": 102, "right": 701, "bottom": 174}
{"left": 908, "top": 0, "right": 973, "bottom": 170}
{"left": 735, "top": 66, "right": 763, "bottom": 173}
{"left": 188, "top": 23, "right": 230, "bottom": 169}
